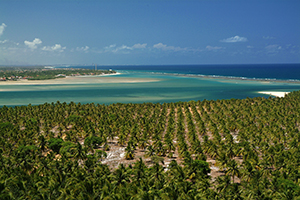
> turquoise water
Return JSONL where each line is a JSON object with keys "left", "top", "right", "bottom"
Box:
{"left": 1, "top": 70, "right": 300, "bottom": 106}
{"left": 68, "top": 63, "right": 300, "bottom": 81}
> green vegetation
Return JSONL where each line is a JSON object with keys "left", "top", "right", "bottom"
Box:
{"left": 0, "top": 66, "right": 116, "bottom": 81}
{"left": 0, "top": 91, "right": 300, "bottom": 199}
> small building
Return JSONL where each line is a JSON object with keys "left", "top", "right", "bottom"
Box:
{"left": 55, "top": 74, "right": 66, "bottom": 77}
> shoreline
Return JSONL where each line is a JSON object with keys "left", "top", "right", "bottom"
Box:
{"left": 0, "top": 73, "right": 161, "bottom": 86}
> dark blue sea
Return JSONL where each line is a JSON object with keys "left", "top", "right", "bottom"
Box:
{"left": 1, "top": 63, "right": 300, "bottom": 106}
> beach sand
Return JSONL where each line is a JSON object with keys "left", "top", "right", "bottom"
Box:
{"left": 258, "top": 91, "right": 290, "bottom": 98}
{"left": 0, "top": 75, "right": 161, "bottom": 86}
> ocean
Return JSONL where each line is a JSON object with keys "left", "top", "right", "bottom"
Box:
{"left": 1, "top": 64, "right": 300, "bottom": 106}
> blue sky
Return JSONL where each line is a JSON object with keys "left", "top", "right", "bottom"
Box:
{"left": 0, "top": 0, "right": 299, "bottom": 65}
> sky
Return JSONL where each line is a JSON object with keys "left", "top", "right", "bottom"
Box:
{"left": 0, "top": 0, "right": 300, "bottom": 66}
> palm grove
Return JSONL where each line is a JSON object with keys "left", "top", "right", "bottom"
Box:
{"left": 0, "top": 91, "right": 300, "bottom": 199}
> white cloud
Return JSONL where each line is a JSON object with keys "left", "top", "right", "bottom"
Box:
{"left": 104, "top": 44, "right": 116, "bottom": 50}
{"left": 265, "top": 44, "right": 281, "bottom": 50}
{"left": 132, "top": 43, "right": 147, "bottom": 49}
{"left": 153, "top": 43, "right": 167, "bottom": 49}
{"left": 265, "top": 44, "right": 282, "bottom": 54}
{"left": 0, "top": 40, "right": 19, "bottom": 46}
{"left": 76, "top": 46, "right": 89, "bottom": 52}
{"left": 102, "top": 42, "right": 187, "bottom": 54}
{"left": 24, "top": 38, "right": 42, "bottom": 49}
{"left": 0, "top": 39, "right": 8, "bottom": 44}
{"left": 104, "top": 44, "right": 146, "bottom": 53}
{"left": 220, "top": 36, "right": 248, "bottom": 43}
{"left": 103, "top": 44, "right": 131, "bottom": 53}
{"left": 112, "top": 45, "right": 133, "bottom": 53}
{"left": 41, "top": 44, "right": 66, "bottom": 52}
{"left": 206, "top": 45, "right": 223, "bottom": 51}
{"left": 263, "top": 36, "right": 276, "bottom": 40}
{"left": 153, "top": 43, "right": 187, "bottom": 51}
{"left": 0, "top": 23, "right": 7, "bottom": 36}
{"left": 0, "top": 40, "right": 19, "bottom": 49}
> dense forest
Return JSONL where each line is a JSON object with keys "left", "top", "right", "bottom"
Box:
{"left": 0, "top": 91, "right": 300, "bottom": 199}
{"left": 0, "top": 67, "right": 116, "bottom": 81}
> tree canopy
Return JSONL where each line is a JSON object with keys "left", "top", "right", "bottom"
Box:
{"left": 0, "top": 91, "right": 300, "bottom": 199}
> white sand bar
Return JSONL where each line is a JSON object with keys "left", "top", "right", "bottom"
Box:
{"left": 0, "top": 76, "right": 161, "bottom": 85}
{"left": 258, "top": 91, "right": 290, "bottom": 98}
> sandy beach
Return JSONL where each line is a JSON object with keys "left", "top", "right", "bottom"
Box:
{"left": 0, "top": 75, "right": 161, "bottom": 86}
{"left": 258, "top": 91, "right": 290, "bottom": 98}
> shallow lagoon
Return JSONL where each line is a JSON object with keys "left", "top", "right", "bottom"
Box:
{"left": 1, "top": 71, "right": 300, "bottom": 106}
